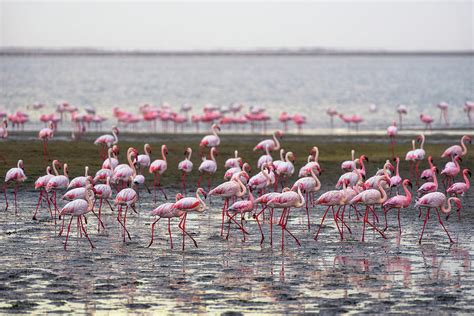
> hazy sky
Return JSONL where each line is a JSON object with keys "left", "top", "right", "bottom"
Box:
{"left": 1, "top": 1, "right": 472, "bottom": 51}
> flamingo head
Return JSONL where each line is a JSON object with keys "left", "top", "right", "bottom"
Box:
{"left": 464, "top": 169, "right": 472, "bottom": 177}
{"left": 276, "top": 130, "right": 284, "bottom": 138}
{"left": 455, "top": 155, "right": 463, "bottom": 162}
{"left": 403, "top": 179, "right": 413, "bottom": 189}
{"left": 175, "top": 193, "right": 184, "bottom": 201}
{"left": 145, "top": 144, "right": 152, "bottom": 154}
{"left": 18, "top": 160, "right": 24, "bottom": 170}
{"left": 360, "top": 155, "right": 368, "bottom": 163}
{"left": 112, "top": 126, "right": 120, "bottom": 135}
{"left": 288, "top": 152, "right": 296, "bottom": 162}
{"left": 162, "top": 144, "right": 169, "bottom": 155}
{"left": 112, "top": 145, "right": 120, "bottom": 156}
{"left": 86, "top": 176, "right": 94, "bottom": 185}
{"left": 212, "top": 124, "right": 221, "bottom": 132}
{"left": 211, "top": 147, "right": 218, "bottom": 157}
{"left": 452, "top": 198, "right": 462, "bottom": 211}
{"left": 197, "top": 187, "right": 207, "bottom": 199}
{"left": 464, "top": 135, "right": 472, "bottom": 144}
{"left": 416, "top": 134, "right": 425, "bottom": 143}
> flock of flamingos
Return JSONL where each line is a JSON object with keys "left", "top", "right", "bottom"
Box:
{"left": 0, "top": 105, "right": 472, "bottom": 252}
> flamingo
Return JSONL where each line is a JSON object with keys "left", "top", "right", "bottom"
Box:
{"left": 94, "top": 126, "right": 119, "bottom": 159}
{"left": 147, "top": 193, "right": 184, "bottom": 249}
{"left": 336, "top": 167, "right": 364, "bottom": 189}
{"left": 417, "top": 167, "right": 438, "bottom": 196}
{"left": 446, "top": 169, "right": 471, "bottom": 196}
{"left": 413, "top": 134, "right": 426, "bottom": 182}
{"left": 94, "top": 176, "right": 114, "bottom": 232}
{"left": 200, "top": 124, "right": 221, "bottom": 150}
{"left": 437, "top": 102, "right": 449, "bottom": 126}
{"left": 62, "top": 176, "right": 94, "bottom": 201}
{"left": 224, "top": 162, "right": 251, "bottom": 183}
{"left": 314, "top": 188, "right": 346, "bottom": 241}
{"left": 101, "top": 145, "right": 119, "bottom": 170}
{"left": 114, "top": 187, "right": 138, "bottom": 242}
{"left": 224, "top": 150, "right": 242, "bottom": 168}
{"left": 465, "top": 101, "right": 474, "bottom": 124}
{"left": 4, "top": 159, "right": 27, "bottom": 212}
{"left": 226, "top": 189, "right": 255, "bottom": 241}
{"left": 291, "top": 168, "right": 321, "bottom": 230}
{"left": 441, "top": 135, "right": 471, "bottom": 158}
{"left": 383, "top": 179, "right": 412, "bottom": 234}
{"left": 38, "top": 121, "right": 54, "bottom": 161}
{"left": 387, "top": 121, "right": 398, "bottom": 158}
{"left": 405, "top": 140, "right": 417, "bottom": 180}
{"left": 198, "top": 147, "right": 217, "bottom": 191}
{"left": 420, "top": 114, "right": 434, "bottom": 131}
{"left": 33, "top": 166, "right": 54, "bottom": 220}
{"left": 137, "top": 144, "right": 152, "bottom": 172}
{"left": 253, "top": 130, "right": 283, "bottom": 152}
{"left": 113, "top": 147, "right": 138, "bottom": 190}
{"left": 46, "top": 160, "right": 69, "bottom": 220}
{"left": 298, "top": 146, "right": 320, "bottom": 177}
{"left": 341, "top": 149, "right": 356, "bottom": 172}
{"left": 0, "top": 119, "right": 8, "bottom": 138}
{"left": 267, "top": 184, "right": 305, "bottom": 251}
{"left": 415, "top": 192, "right": 461, "bottom": 243}
{"left": 275, "top": 151, "right": 295, "bottom": 188}
{"left": 59, "top": 185, "right": 96, "bottom": 250}
{"left": 248, "top": 163, "right": 274, "bottom": 194}
{"left": 350, "top": 176, "right": 390, "bottom": 242}
{"left": 178, "top": 147, "right": 193, "bottom": 194}
{"left": 257, "top": 145, "right": 273, "bottom": 169}
{"left": 149, "top": 144, "right": 168, "bottom": 201}
{"left": 68, "top": 166, "right": 92, "bottom": 189}
{"left": 209, "top": 171, "right": 247, "bottom": 236}
{"left": 389, "top": 157, "right": 402, "bottom": 194}
{"left": 420, "top": 156, "right": 436, "bottom": 181}
{"left": 172, "top": 188, "right": 207, "bottom": 250}
{"left": 396, "top": 104, "right": 407, "bottom": 129}
{"left": 95, "top": 147, "right": 117, "bottom": 183}
{"left": 441, "top": 156, "right": 462, "bottom": 187}
{"left": 326, "top": 108, "right": 338, "bottom": 129}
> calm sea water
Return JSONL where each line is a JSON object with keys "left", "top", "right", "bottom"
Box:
{"left": 1, "top": 55, "right": 473, "bottom": 131}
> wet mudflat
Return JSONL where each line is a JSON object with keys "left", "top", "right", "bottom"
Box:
{"left": 0, "top": 187, "right": 473, "bottom": 314}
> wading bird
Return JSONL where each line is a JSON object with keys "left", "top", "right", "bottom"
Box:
{"left": 4, "top": 159, "right": 27, "bottom": 212}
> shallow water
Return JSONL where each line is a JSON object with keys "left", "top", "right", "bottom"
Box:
{"left": 0, "top": 187, "right": 473, "bottom": 314}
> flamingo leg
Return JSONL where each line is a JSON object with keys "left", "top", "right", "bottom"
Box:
{"left": 3, "top": 183, "right": 8, "bottom": 211}
{"left": 13, "top": 183, "right": 18, "bottom": 213}
{"left": 398, "top": 208, "right": 402, "bottom": 235}
{"left": 339, "top": 205, "right": 352, "bottom": 236}
{"left": 98, "top": 197, "right": 103, "bottom": 232}
{"left": 435, "top": 208, "right": 454, "bottom": 243}
{"left": 79, "top": 215, "right": 94, "bottom": 249}
{"left": 254, "top": 212, "right": 265, "bottom": 245}
{"left": 220, "top": 199, "right": 228, "bottom": 236}
{"left": 419, "top": 208, "right": 430, "bottom": 244}
{"left": 168, "top": 218, "right": 173, "bottom": 249}
{"left": 63, "top": 216, "right": 74, "bottom": 250}
{"left": 314, "top": 206, "right": 331, "bottom": 241}
{"left": 179, "top": 213, "right": 198, "bottom": 249}
{"left": 123, "top": 206, "right": 129, "bottom": 242}
{"left": 33, "top": 190, "right": 43, "bottom": 220}
{"left": 44, "top": 191, "right": 53, "bottom": 219}
{"left": 147, "top": 217, "right": 160, "bottom": 247}
{"left": 116, "top": 206, "right": 132, "bottom": 241}
{"left": 332, "top": 206, "right": 343, "bottom": 240}
{"left": 282, "top": 208, "right": 301, "bottom": 247}
{"left": 305, "top": 192, "right": 311, "bottom": 230}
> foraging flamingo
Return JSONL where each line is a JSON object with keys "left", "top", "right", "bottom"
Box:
{"left": 350, "top": 176, "right": 390, "bottom": 242}
{"left": 314, "top": 188, "right": 346, "bottom": 241}
{"left": 94, "top": 126, "right": 119, "bottom": 159}
{"left": 291, "top": 168, "right": 321, "bottom": 229}
{"left": 114, "top": 187, "right": 138, "bottom": 241}
{"left": 436, "top": 102, "right": 449, "bottom": 126}
{"left": 94, "top": 176, "right": 114, "bottom": 232}
{"left": 200, "top": 124, "right": 221, "bottom": 149}
{"left": 383, "top": 179, "right": 412, "bottom": 234}
{"left": 267, "top": 184, "right": 305, "bottom": 251}
{"left": 441, "top": 135, "right": 471, "bottom": 158}
{"left": 253, "top": 130, "right": 283, "bottom": 152}
{"left": 4, "top": 159, "right": 27, "bottom": 211}
{"left": 224, "top": 150, "right": 242, "bottom": 168}
{"left": 341, "top": 149, "right": 356, "bottom": 172}
{"left": 113, "top": 147, "right": 138, "bottom": 189}
{"left": 420, "top": 114, "right": 434, "bottom": 131}
{"left": 59, "top": 185, "right": 96, "bottom": 250}
{"left": 198, "top": 147, "right": 217, "bottom": 191}
{"left": 178, "top": 147, "right": 193, "bottom": 194}
{"left": 147, "top": 193, "right": 184, "bottom": 249}
{"left": 390, "top": 157, "right": 402, "bottom": 194}
{"left": 226, "top": 189, "right": 255, "bottom": 241}
{"left": 387, "top": 121, "right": 398, "bottom": 158}
{"left": 172, "top": 188, "right": 207, "bottom": 250}
{"left": 33, "top": 166, "right": 54, "bottom": 220}
{"left": 149, "top": 144, "right": 168, "bottom": 201}
{"left": 137, "top": 144, "right": 152, "bottom": 172}
{"left": 257, "top": 145, "right": 273, "bottom": 169}
{"left": 396, "top": 105, "right": 407, "bottom": 129}
{"left": 415, "top": 192, "right": 461, "bottom": 243}
{"left": 209, "top": 171, "right": 247, "bottom": 236}
{"left": 446, "top": 169, "right": 471, "bottom": 196}
{"left": 441, "top": 155, "right": 462, "bottom": 187}
{"left": 68, "top": 166, "right": 91, "bottom": 189}
{"left": 38, "top": 121, "right": 54, "bottom": 161}
{"left": 417, "top": 167, "right": 438, "bottom": 196}
{"left": 420, "top": 156, "right": 436, "bottom": 181}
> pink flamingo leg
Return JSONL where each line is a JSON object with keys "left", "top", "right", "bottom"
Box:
{"left": 4, "top": 183, "right": 8, "bottom": 211}
{"left": 147, "top": 217, "right": 161, "bottom": 247}
{"left": 63, "top": 216, "right": 74, "bottom": 250}
{"left": 168, "top": 218, "right": 173, "bottom": 249}
{"left": 435, "top": 208, "right": 454, "bottom": 243}
{"left": 116, "top": 206, "right": 131, "bottom": 241}
{"left": 282, "top": 208, "right": 301, "bottom": 246}
{"left": 305, "top": 192, "right": 311, "bottom": 230}
{"left": 179, "top": 213, "right": 198, "bottom": 249}
{"left": 97, "top": 198, "right": 103, "bottom": 232}
{"left": 13, "top": 183, "right": 18, "bottom": 213}
{"left": 331, "top": 206, "right": 343, "bottom": 240}
{"left": 33, "top": 190, "right": 44, "bottom": 220}
{"left": 220, "top": 199, "right": 228, "bottom": 236}
{"left": 79, "top": 215, "right": 94, "bottom": 249}
{"left": 122, "top": 206, "right": 129, "bottom": 242}
{"left": 419, "top": 208, "right": 430, "bottom": 244}
{"left": 314, "top": 206, "right": 331, "bottom": 241}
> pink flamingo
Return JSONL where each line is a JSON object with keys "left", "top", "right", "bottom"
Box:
{"left": 326, "top": 108, "right": 338, "bottom": 129}
{"left": 149, "top": 144, "right": 168, "bottom": 201}
{"left": 465, "top": 101, "right": 474, "bottom": 124}
{"left": 405, "top": 140, "right": 417, "bottom": 180}
{"left": 33, "top": 166, "right": 54, "bottom": 220}
{"left": 336, "top": 166, "right": 364, "bottom": 189}
{"left": 298, "top": 147, "right": 320, "bottom": 177}
{"left": 68, "top": 166, "right": 91, "bottom": 190}
{"left": 253, "top": 130, "right": 283, "bottom": 152}
{"left": 224, "top": 150, "right": 242, "bottom": 169}
{"left": 38, "top": 121, "right": 54, "bottom": 161}
{"left": 279, "top": 112, "right": 292, "bottom": 132}
{"left": 0, "top": 119, "right": 8, "bottom": 138}
{"left": 349, "top": 176, "right": 390, "bottom": 242}
{"left": 101, "top": 145, "right": 119, "bottom": 171}
{"left": 200, "top": 124, "right": 221, "bottom": 150}
{"left": 441, "top": 135, "right": 471, "bottom": 158}
{"left": 413, "top": 134, "right": 426, "bottom": 182}
{"left": 415, "top": 192, "right": 461, "bottom": 243}
{"left": 94, "top": 176, "right": 114, "bottom": 232}
{"left": 137, "top": 144, "right": 151, "bottom": 172}
{"left": 420, "top": 156, "right": 436, "bottom": 181}
{"left": 4, "top": 159, "right": 27, "bottom": 212}
{"left": 447, "top": 169, "right": 471, "bottom": 196}
{"left": 383, "top": 179, "right": 412, "bottom": 234}
{"left": 59, "top": 185, "right": 96, "bottom": 250}
{"left": 147, "top": 193, "right": 184, "bottom": 249}
{"left": 436, "top": 102, "right": 449, "bottom": 126}
{"left": 62, "top": 176, "right": 94, "bottom": 201}
{"left": 226, "top": 189, "right": 255, "bottom": 241}
{"left": 420, "top": 114, "right": 434, "bottom": 131}
{"left": 314, "top": 188, "right": 346, "bottom": 241}
{"left": 94, "top": 126, "right": 119, "bottom": 159}
{"left": 417, "top": 167, "right": 438, "bottom": 196}
{"left": 178, "top": 147, "right": 193, "bottom": 194}
{"left": 387, "top": 121, "right": 398, "bottom": 158}
{"left": 172, "top": 188, "right": 207, "bottom": 250}
{"left": 114, "top": 187, "right": 138, "bottom": 242}
{"left": 396, "top": 105, "right": 408, "bottom": 129}
{"left": 441, "top": 155, "right": 462, "bottom": 187}
{"left": 224, "top": 162, "right": 251, "bottom": 183}
{"left": 275, "top": 151, "right": 295, "bottom": 189}
{"left": 197, "top": 147, "right": 217, "bottom": 191}
{"left": 390, "top": 157, "right": 402, "bottom": 194}
{"left": 209, "top": 171, "right": 247, "bottom": 236}
{"left": 267, "top": 185, "right": 305, "bottom": 251}
{"left": 338, "top": 114, "right": 352, "bottom": 130}
{"left": 341, "top": 149, "right": 356, "bottom": 172}
{"left": 257, "top": 145, "right": 273, "bottom": 169}
{"left": 113, "top": 147, "right": 138, "bottom": 190}
{"left": 291, "top": 168, "right": 321, "bottom": 230}
{"left": 94, "top": 147, "right": 118, "bottom": 184}
{"left": 351, "top": 115, "right": 363, "bottom": 131}
{"left": 249, "top": 163, "right": 274, "bottom": 195}
{"left": 292, "top": 114, "right": 306, "bottom": 134}
{"left": 46, "top": 161, "right": 69, "bottom": 222}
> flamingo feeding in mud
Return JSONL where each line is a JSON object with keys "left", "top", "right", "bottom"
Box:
{"left": 94, "top": 126, "right": 119, "bottom": 159}
{"left": 383, "top": 179, "right": 412, "bottom": 235}
{"left": 178, "top": 147, "right": 193, "bottom": 194}
{"left": 198, "top": 147, "right": 217, "bottom": 191}
{"left": 387, "top": 121, "right": 398, "bottom": 158}
{"left": 4, "top": 159, "right": 27, "bottom": 212}
{"left": 415, "top": 192, "right": 461, "bottom": 243}
{"left": 226, "top": 189, "right": 255, "bottom": 241}
{"left": 114, "top": 187, "right": 138, "bottom": 242}
{"left": 441, "top": 135, "right": 471, "bottom": 158}
{"left": 149, "top": 144, "right": 168, "bottom": 201}
{"left": 253, "top": 130, "right": 283, "bottom": 152}
{"left": 38, "top": 121, "right": 55, "bottom": 161}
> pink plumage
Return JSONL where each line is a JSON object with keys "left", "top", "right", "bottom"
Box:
{"left": 253, "top": 130, "right": 283, "bottom": 151}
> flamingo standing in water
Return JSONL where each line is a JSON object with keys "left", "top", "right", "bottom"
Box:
{"left": 267, "top": 185, "right": 305, "bottom": 251}
{"left": 200, "top": 124, "right": 221, "bottom": 150}
{"left": 383, "top": 179, "right": 412, "bottom": 234}
{"left": 33, "top": 166, "right": 54, "bottom": 220}
{"left": 413, "top": 134, "right": 426, "bottom": 182}
{"left": 387, "top": 121, "right": 398, "bottom": 158}
{"left": 447, "top": 169, "right": 471, "bottom": 196}
{"left": 405, "top": 140, "right": 417, "bottom": 180}
{"left": 198, "top": 147, "right": 217, "bottom": 191}
{"left": 38, "top": 121, "right": 54, "bottom": 161}
{"left": 68, "top": 166, "right": 92, "bottom": 190}
{"left": 0, "top": 119, "right": 8, "bottom": 138}
{"left": 224, "top": 150, "right": 242, "bottom": 169}
{"left": 95, "top": 147, "right": 118, "bottom": 183}
{"left": 101, "top": 145, "right": 119, "bottom": 170}
{"left": 314, "top": 188, "right": 347, "bottom": 241}
{"left": 114, "top": 187, "right": 138, "bottom": 242}
{"left": 94, "top": 126, "right": 119, "bottom": 159}
{"left": 291, "top": 168, "right": 321, "bottom": 230}
{"left": 390, "top": 157, "right": 402, "bottom": 194}
{"left": 420, "top": 114, "right": 434, "bottom": 131}
{"left": 4, "top": 159, "right": 27, "bottom": 212}
{"left": 149, "top": 144, "right": 168, "bottom": 201}
{"left": 178, "top": 147, "right": 193, "bottom": 194}
{"left": 441, "top": 156, "right": 462, "bottom": 187}
{"left": 465, "top": 101, "right": 474, "bottom": 124}
{"left": 137, "top": 144, "right": 152, "bottom": 173}
{"left": 172, "top": 188, "right": 207, "bottom": 250}
{"left": 226, "top": 189, "right": 255, "bottom": 241}
{"left": 396, "top": 105, "right": 407, "bottom": 129}
{"left": 441, "top": 135, "right": 471, "bottom": 158}
{"left": 275, "top": 151, "right": 295, "bottom": 189}
{"left": 113, "top": 147, "right": 138, "bottom": 190}
{"left": 415, "top": 192, "right": 461, "bottom": 243}
{"left": 420, "top": 156, "right": 436, "bottom": 181}
{"left": 59, "top": 185, "right": 96, "bottom": 250}
{"left": 249, "top": 163, "right": 274, "bottom": 195}
{"left": 46, "top": 160, "right": 69, "bottom": 221}
{"left": 253, "top": 130, "right": 283, "bottom": 152}
{"left": 437, "top": 102, "right": 449, "bottom": 126}
{"left": 147, "top": 193, "right": 184, "bottom": 249}
{"left": 326, "top": 108, "right": 338, "bottom": 129}
{"left": 298, "top": 146, "right": 320, "bottom": 177}
{"left": 94, "top": 176, "right": 114, "bottom": 232}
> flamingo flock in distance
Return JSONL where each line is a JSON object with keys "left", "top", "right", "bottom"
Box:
{"left": 1, "top": 117, "right": 472, "bottom": 252}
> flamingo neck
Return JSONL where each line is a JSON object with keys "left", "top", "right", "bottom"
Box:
{"left": 127, "top": 151, "right": 137, "bottom": 175}
{"left": 86, "top": 189, "right": 94, "bottom": 211}
{"left": 285, "top": 152, "right": 291, "bottom": 162}
{"left": 359, "top": 158, "right": 365, "bottom": 174}
{"left": 433, "top": 170, "right": 438, "bottom": 187}
{"left": 351, "top": 150, "right": 355, "bottom": 161}
{"left": 419, "top": 135, "right": 425, "bottom": 150}
{"left": 314, "top": 147, "right": 319, "bottom": 162}
{"left": 187, "top": 148, "right": 192, "bottom": 161}
{"left": 248, "top": 190, "right": 254, "bottom": 204}
{"left": 63, "top": 164, "right": 69, "bottom": 178}
{"left": 112, "top": 129, "right": 118, "bottom": 144}
{"left": 46, "top": 166, "right": 52, "bottom": 176}
{"left": 210, "top": 149, "right": 216, "bottom": 162}
{"left": 396, "top": 158, "right": 400, "bottom": 176}
{"left": 161, "top": 146, "right": 167, "bottom": 162}
{"left": 273, "top": 132, "right": 281, "bottom": 150}
{"left": 428, "top": 157, "right": 434, "bottom": 169}
{"left": 196, "top": 190, "right": 206, "bottom": 209}
{"left": 212, "top": 125, "right": 218, "bottom": 137}
{"left": 85, "top": 166, "right": 89, "bottom": 177}
{"left": 262, "top": 167, "right": 271, "bottom": 185}
{"left": 377, "top": 178, "right": 387, "bottom": 203}
{"left": 107, "top": 149, "right": 114, "bottom": 170}
{"left": 463, "top": 171, "right": 470, "bottom": 189}
{"left": 296, "top": 186, "right": 305, "bottom": 207}
{"left": 234, "top": 150, "right": 238, "bottom": 158}
{"left": 280, "top": 149, "right": 285, "bottom": 161}
{"left": 311, "top": 169, "right": 321, "bottom": 191}
{"left": 307, "top": 155, "right": 312, "bottom": 163}
{"left": 145, "top": 145, "right": 150, "bottom": 159}
{"left": 17, "top": 160, "right": 21, "bottom": 168}
{"left": 411, "top": 140, "right": 415, "bottom": 150}
{"left": 52, "top": 161, "right": 59, "bottom": 176}
{"left": 402, "top": 181, "right": 411, "bottom": 202}
{"left": 461, "top": 136, "right": 468, "bottom": 156}
{"left": 236, "top": 177, "right": 247, "bottom": 197}
{"left": 106, "top": 176, "right": 110, "bottom": 186}
{"left": 440, "top": 197, "right": 453, "bottom": 215}
{"left": 265, "top": 145, "right": 270, "bottom": 156}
